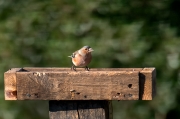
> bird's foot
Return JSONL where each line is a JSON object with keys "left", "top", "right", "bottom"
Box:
{"left": 85, "top": 66, "right": 90, "bottom": 71}
{"left": 71, "top": 65, "right": 76, "bottom": 71}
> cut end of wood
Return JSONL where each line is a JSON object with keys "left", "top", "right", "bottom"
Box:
{"left": 4, "top": 68, "right": 21, "bottom": 100}
{"left": 139, "top": 67, "right": 156, "bottom": 100}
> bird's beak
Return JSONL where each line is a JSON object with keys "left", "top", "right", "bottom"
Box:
{"left": 88, "top": 48, "right": 94, "bottom": 52}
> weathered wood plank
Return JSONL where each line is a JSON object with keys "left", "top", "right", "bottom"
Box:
{"left": 21, "top": 67, "right": 143, "bottom": 72}
{"left": 15, "top": 68, "right": 139, "bottom": 100}
{"left": 4, "top": 68, "right": 156, "bottom": 100}
{"left": 4, "top": 67, "right": 156, "bottom": 119}
{"left": 49, "top": 100, "right": 112, "bottom": 119}
{"left": 4, "top": 68, "right": 21, "bottom": 100}
{"left": 139, "top": 68, "right": 156, "bottom": 100}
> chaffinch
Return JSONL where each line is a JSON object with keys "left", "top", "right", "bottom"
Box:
{"left": 68, "top": 46, "right": 94, "bottom": 71}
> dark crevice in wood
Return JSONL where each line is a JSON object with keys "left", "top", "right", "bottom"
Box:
{"left": 139, "top": 73, "right": 145, "bottom": 100}
{"left": 76, "top": 92, "right": 80, "bottom": 95}
{"left": 18, "top": 68, "right": 29, "bottom": 72}
{"left": 5, "top": 90, "right": 17, "bottom": 98}
{"left": 128, "top": 84, "right": 132, "bottom": 88}
{"left": 77, "top": 102, "right": 80, "bottom": 119}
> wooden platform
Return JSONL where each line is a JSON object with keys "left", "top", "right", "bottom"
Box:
{"left": 4, "top": 67, "right": 155, "bottom": 100}
{"left": 4, "top": 67, "right": 156, "bottom": 119}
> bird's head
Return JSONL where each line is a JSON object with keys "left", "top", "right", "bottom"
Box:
{"left": 79, "top": 46, "right": 94, "bottom": 56}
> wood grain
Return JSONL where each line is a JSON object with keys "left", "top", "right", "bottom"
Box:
{"left": 22, "top": 67, "right": 143, "bottom": 72}
{"left": 49, "top": 100, "right": 111, "bottom": 119}
{"left": 15, "top": 68, "right": 139, "bottom": 100}
{"left": 4, "top": 67, "right": 156, "bottom": 119}
{"left": 4, "top": 67, "right": 156, "bottom": 100}
{"left": 139, "top": 68, "right": 156, "bottom": 100}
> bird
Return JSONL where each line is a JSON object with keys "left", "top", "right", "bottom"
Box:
{"left": 68, "top": 46, "right": 94, "bottom": 71}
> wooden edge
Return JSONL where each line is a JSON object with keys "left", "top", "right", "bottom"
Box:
{"left": 139, "top": 68, "right": 156, "bottom": 100}
{"left": 21, "top": 67, "right": 143, "bottom": 72}
{"left": 4, "top": 68, "right": 21, "bottom": 100}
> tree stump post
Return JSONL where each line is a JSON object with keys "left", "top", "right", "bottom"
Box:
{"left": 49, "top": 100, "right": 112, "bottom": 119}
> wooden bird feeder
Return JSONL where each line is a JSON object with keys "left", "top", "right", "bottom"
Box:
{"left": 4, "top": 67, "right": 156, "bottom": 119}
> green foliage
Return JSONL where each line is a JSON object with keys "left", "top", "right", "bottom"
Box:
{"left": 0, "top": 0, "right": 180, "bottom": 119}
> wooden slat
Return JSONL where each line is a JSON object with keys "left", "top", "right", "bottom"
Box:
{"left": 22, "top": 67, "right": 143, "bottom": 72}
{"left": 49, "top": 100, "right": 112, "bottom": 119}
{"left": 15, "top": 68, "right": 139, "bottom": 100}
{"left": 139, "top": 68, "right": 156, "bottom": 100}
{"left": 4, "top": 67, "right": 156, "bottom": 100}
{"left": 4, "top": 68, "right": 21, "bottom": 100}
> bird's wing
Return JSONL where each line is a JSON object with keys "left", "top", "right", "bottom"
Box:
{"left": 68, "top": 50, "right": 79, "bottom": 58}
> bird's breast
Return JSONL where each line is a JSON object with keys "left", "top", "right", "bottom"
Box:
{"left": 72, "top": 53, "right": 92, "bottom": 67}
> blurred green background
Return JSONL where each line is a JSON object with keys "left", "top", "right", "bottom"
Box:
{"left": 0, "top": 0, "right": 180, "bottom": 119}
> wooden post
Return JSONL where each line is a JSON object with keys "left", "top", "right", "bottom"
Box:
{"left": 4, "top": 67, "right": 156, "bottom": 119}
{"left": 49, "top": 100, "right": 111, "bottom": 119}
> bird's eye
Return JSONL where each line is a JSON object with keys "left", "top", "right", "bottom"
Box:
{"left": 85, "top": 48, "right": 88, "bottom": 50}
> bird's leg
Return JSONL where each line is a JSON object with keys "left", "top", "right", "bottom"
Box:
{"left": 85, "top": 66, "right": 90, "bottom": 71}
{"left": 71, "top": 65, "right": 76, "bottom": 71}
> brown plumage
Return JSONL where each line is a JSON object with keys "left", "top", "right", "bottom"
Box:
{"left": 68, "top": 46, "right": 94, "bottom": 71}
